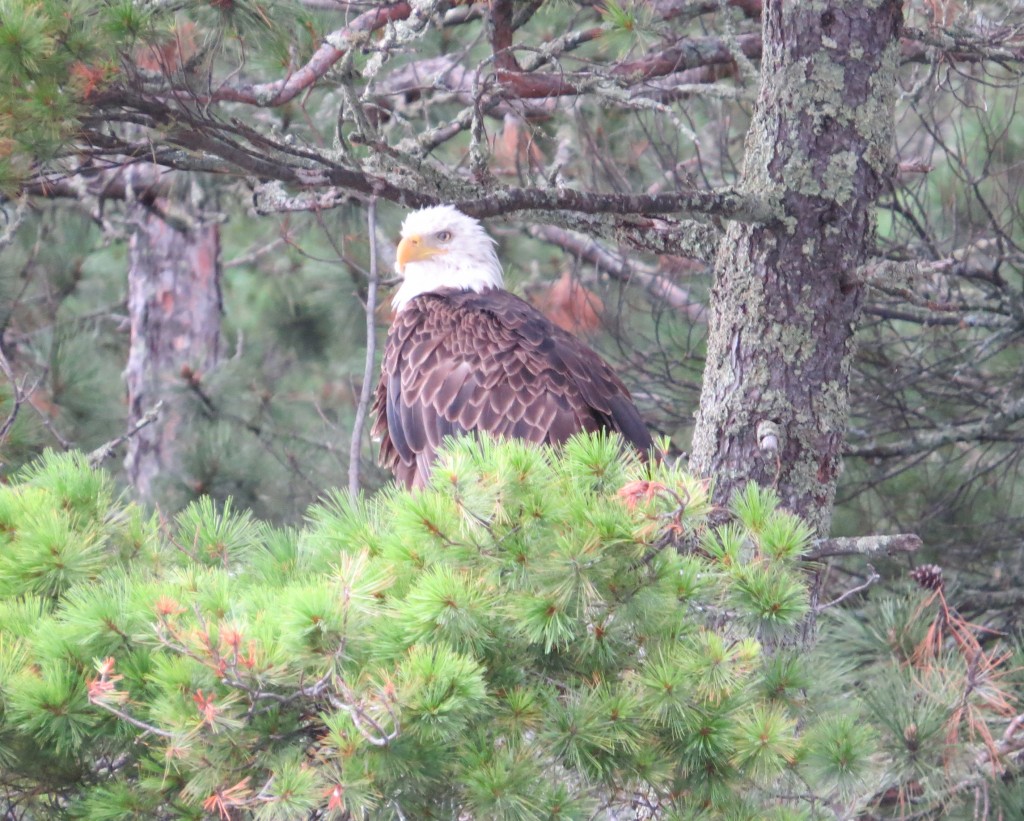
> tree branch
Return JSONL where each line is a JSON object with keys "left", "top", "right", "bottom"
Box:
{"left": 349, "top": 200, "right": 380, "bottom": 501}
{"left": 807, "top": 533, "right": 922, "bottom": 560}
{"left": 488, "top": 0, "right": 519, "bottom": 71}
{"left": 204, "top": 2, "right": 415, "bottom": 106}
{"left": 849, "top": 394, "right": 1024, "bottom": 458}
{"left": 815, "top": 565, "right": 881, "bottom": 612}
{"left": 0, "top": 346, "right": 26, "bottom": 446}
{"left": 493, "top": 34, "right": 762, "bottom": 99}
{"left": 87, "top": 402, "right": 165, "bottom": 468}
{"left": 901, "top": 25, "right": 1024, "bottom": 66}
{"left": 459, "top": 186, "right": 774, "bottom": 223}
{"left": 90, "top": 698, "right": 176, "bottom": 739}
{"left": 530, "top": 224, "right": 708, "bottom": 323}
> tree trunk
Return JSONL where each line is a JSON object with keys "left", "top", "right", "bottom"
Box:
{"left": 124, "top": 194, "right": 222, "bottom": 505}
{"left": 690, "top": 0, "right": 902, "bottom": 535}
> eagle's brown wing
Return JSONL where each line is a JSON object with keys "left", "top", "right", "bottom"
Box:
{"left": 372, "top": 288, "right": 652, "bottom": 488}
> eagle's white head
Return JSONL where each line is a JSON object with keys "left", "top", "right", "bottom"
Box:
{"left": 392, "top": 205, "right": 504, "bottom": 312}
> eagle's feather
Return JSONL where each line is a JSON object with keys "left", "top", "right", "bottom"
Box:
{"left": 372, "top": 286, "right": 652, "bottom": 488}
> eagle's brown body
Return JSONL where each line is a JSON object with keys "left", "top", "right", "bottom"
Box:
{"left": 372, "top": 287, "right": 652, "bottom": 488}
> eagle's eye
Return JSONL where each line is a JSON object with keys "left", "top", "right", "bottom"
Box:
{"left": 435, "top": 230, "right": 452, "bottom": 242}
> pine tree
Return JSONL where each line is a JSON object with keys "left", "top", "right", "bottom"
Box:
{"left": 0, "top": 439, "right": 1019, "bottom": 818}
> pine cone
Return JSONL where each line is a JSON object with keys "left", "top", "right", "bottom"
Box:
{"left": 910, "top": 564, "right": 944, "bottom": 592}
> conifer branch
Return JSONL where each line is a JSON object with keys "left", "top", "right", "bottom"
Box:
{"left": 328, "top": 678, "right": 400, "bottom": 747}
{"left": 88, "top": 699, "right": 176, "bottom": 740}
{"left": 88, "top": 658, "right": 175, "bottom": 739}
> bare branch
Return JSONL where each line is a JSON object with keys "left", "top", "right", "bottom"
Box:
{"left": 530, "top": 224, "right": 708, "bottom": 323}
{"left": 459, "top": 186, "right": 774, "bottom": 224}
{"left": 1, "top": 350, "right": 75, "bottom": 451}
{"left": 849, "top": 394, "right": 1024, "bottom": 458}
{"left": 377, "top": 56, "right": 558, "bottom": 118}
{"left": 807, "top": 533, "right": 922, "bottom": 560}
{"left": 202, "top": 2, "right": 416, "bottom": 106}
{"left": 901, "top": 25, "right": 1024, "bottom": 66}
{"left": 89, "top": 698, "right": 176, "bottom": 739}
{"left": 816, "top": 565, "right": 881, "bottom": 612}
{"left": 0, "top": 345, "right": 26, "bottom": 446}
{"left": 493, "top": 34, "right": 762, "bottom": 99}
{"left": 87, "top": 402, "right": 165, "bottom": 468}
{"left": 349, "top": 200, "right": 381, "bottom": 501}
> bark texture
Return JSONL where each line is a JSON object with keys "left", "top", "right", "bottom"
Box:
{"left": 125, "top": 199, "right": 222, "bottom": 504}
{"left": 690, "top": 0, "right": 902, "bottom": 534}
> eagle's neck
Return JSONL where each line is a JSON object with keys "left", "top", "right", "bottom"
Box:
{"left": 394, "top": 283, "right": 503, "bottom": 315}
{"left": 392, "top": 256, "right": 503, "bottom": 313}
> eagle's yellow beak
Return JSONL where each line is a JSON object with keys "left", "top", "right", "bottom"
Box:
{"left": 396, "top": 234, "right": 445, "bottom": 273}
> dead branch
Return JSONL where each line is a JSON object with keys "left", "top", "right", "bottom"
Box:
{"left": 0, "top": 346, "right": 27, "bottom": 445}
{"left": 87, "top": 402, "right": 165, "bottom": 468}
{"left": 849, "top": 394, "right": 1024, "bottom": 459}
{"left": 816, "top": 565, "right": 881, "bottom": 612}
{"left": 807, "top": 533, "right": 922, "bottom": 560}
{"left": 530, "top": 224, "right": 708, "bottom": 323}
{"left": 202, "top": 2, "right": 416, "bottom": 106}
{"left": 349, "top": 199, "right": 380, "bottom": 501}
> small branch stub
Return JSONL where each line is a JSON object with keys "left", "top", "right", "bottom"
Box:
{"left": 757, "top": 420, "right": 780, "bottom": 453}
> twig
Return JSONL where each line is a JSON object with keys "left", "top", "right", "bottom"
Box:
{"left": 349, "top": 199, "right": 380, "bottom": 501}
{"left": 87, "top": 402, "right": 164, "bottom": 467}
{"left": 0, "top": 346, "right": 25, "bottom": 445}
{"left": 816, "top": 565, "right": 881, "bottom": 612}
{"left": 329, "top": 677, "right": 400, "bottom": 747}
{"left": 848, "top": 393, "right": 1024, "bottom": 458}
{"left": 0, "top": 350, "right": 74, "bottom": 451}
{"left": 0, "top": 193, "right": 29, "bottom": 252}
{"left": 89, "top": 698, "right": 176, "bottom": 739}
{"left": 33, "top": 405, "right": 74, "bottom": 450}
{"left": 999, "top": 713, "right": 1024, "bottom": 754}
{"left": 529, "top": 224, "right": 708, "bottom": 323}
{"left": 223, "top": 236, "right": 286, "bottom": 269}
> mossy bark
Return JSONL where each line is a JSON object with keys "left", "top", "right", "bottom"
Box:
{"left": 690, "top": 0, "right": 902, "bottom": 535}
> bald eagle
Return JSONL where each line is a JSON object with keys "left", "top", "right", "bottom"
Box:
{"left": 371, "top": 205, "right": 652, "bottom": 488}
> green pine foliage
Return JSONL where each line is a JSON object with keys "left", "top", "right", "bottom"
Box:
{"left": 0, "top": 0, "right": 330, "bottom": 189}
{"left": 817, "top": 589, "right": 1024, "bottom": 817}
{"left": 0, "top": 437, "right": 1019, "bottom": 818}
{"left": 0, "top": 0, "right": 120, "bottom": 181}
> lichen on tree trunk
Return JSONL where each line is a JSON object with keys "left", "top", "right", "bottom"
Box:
{"left": 124, "top": 196, "right": 222, "bottom": 505}
{"left": 690, "top": 0, "right": 902, "bottom": 535}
